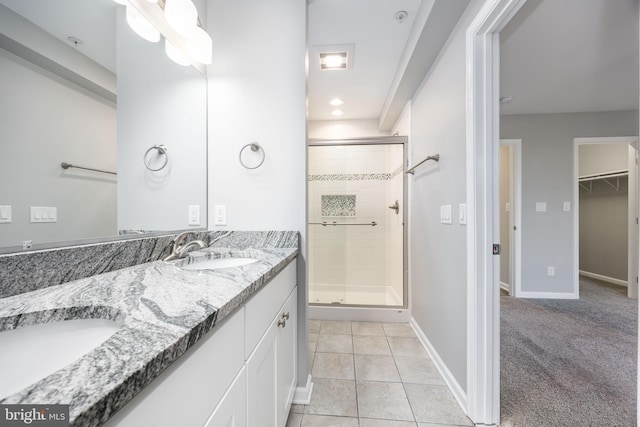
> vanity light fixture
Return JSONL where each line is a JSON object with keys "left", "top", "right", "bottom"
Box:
{"left": 187, "top": 26, "right": 213, "bottom": 65}
{"left": 329, "top": 98, "right": 344, "bottom": 106}
{"left": 164, "top": 0, "right": 199, "bottom": 37}
{"left": 126, "top": 3, "right": 160, "bottom": 43}
{"left": 331, "top": 109, "right": 344, "bottom": 117}
{"left": 165, "top": 39, "right": 190, "bottom": 66}
{"left": 320, "top": 52, "right": 348, "bottom": 70}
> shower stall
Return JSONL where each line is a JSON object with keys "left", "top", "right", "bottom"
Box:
{"left": 307, "top": 137, "right": 407, "bottom": 312}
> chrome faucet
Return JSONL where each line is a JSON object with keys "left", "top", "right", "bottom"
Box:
{"left": 164, "top": 231, "right": 207, "bottom": 261}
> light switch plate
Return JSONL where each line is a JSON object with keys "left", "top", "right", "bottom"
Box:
{"left": 188, "top": 205, "right": 200, "bottom": 226}
{"left": 535, "top": 202, "right": 547, "bottom": 212}
{"left": 563, "top": 202, "right": 571, "bottom": 212}
{"left": 30, "top": 207, "right": 57, "bottom": 223}
{"left": 459, "top": 203, "right": 467, "bottom": 225}
{"left": 0, "top": 206, "right": 11, "bottom": 223}
{"left": 440, "top": 205, "right": 452, "bottom": 224}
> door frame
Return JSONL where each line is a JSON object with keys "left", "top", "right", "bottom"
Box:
{"left": 573, "top": 136, "right": 639, "bottom": 298}
{"left": 465, "top": 0, "right": 527, "bottom": 424}
{"left": 499, "top": 139, "right": 522, "bottom": 297}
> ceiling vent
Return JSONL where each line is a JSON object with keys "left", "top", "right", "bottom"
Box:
{"left": 313, "top": 44, "right": 355, "bottom": 71}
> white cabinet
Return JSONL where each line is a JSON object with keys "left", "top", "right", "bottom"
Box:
{"left": 276, "top": 288, "right": 297, "bottom": 427}
{"left": 204, "top": 368, "right": 247, "bottom": 427}
{"left": 247, "top": 287, "right": 297, "bottom": 427}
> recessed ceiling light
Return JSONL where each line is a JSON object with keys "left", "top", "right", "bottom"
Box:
{"left": 331, "top": 109, "right": 344, "bottom": 117}
{"left": 329, "top": 98, "right": 344, "bottom": 106}
{"left": 320, "top": 52, "right": 348, "bottom": 70}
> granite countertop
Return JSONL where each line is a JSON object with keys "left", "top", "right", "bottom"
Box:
{"left": 0, "top": 244, "right": 298, "bottom": 427}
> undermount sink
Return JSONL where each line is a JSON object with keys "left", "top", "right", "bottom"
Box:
{"left": 181, "top": 257, "right": 259, "bottom": 271}
{"left": 0, "top": 318, "right": 122, "bottom": 399}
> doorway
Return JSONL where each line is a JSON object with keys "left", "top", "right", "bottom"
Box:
{"left": 575, "top": 137, "right": 640, "bottom": 298}
{"left": 499, "top": 139, "right": 522, "bottom": 297}
{"left": 307, "top": 137, "right": 408, "bottom": 319}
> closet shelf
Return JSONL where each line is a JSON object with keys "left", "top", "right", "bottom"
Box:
{"left": 578, "top": 169, "right": 628, "bottom": 194}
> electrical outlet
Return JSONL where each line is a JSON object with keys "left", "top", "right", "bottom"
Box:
{"left": 214, "top": 205, "right": 227, "bottom": 226}
{"left": 547, "top": 266, "right": 555, "bottom": 276}
{"left": 536, "top": 202, "right": 547, "bottom": 212}
{"left": 188, "top": 205, "right": 200, "bottom": 226}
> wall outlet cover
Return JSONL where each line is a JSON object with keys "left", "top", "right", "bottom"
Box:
{"left": 214, "top": 205, "right": 227, "bottom": 226}
{"left": 188, "top": 205, "right": 200, "bottom": 226}
{"left": 535, "top": 202, "right": 547, "bottom": 212}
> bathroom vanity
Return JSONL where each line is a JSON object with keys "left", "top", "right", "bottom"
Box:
{"left": 0, "top": 231, "right": 299, "bottom": 427}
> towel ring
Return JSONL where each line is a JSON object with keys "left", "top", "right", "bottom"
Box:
{"left": 144, "top": 145, "right": 169, "bottom": 171}
{"left": 239, "top": 142, "right": 265, "bottom": 170}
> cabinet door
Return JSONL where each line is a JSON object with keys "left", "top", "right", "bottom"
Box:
{"left": 204, "top": 368, "right": 247, "bottom": 427}
{"left": 276, "top": 287, "right": 297, "bottom": 427}
{"left": 247, "top": 322, "right": 278, "bottom": 427}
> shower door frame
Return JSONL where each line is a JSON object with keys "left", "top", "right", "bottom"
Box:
{"left": 307, "top": 136, "right": 409, "bottom": 312}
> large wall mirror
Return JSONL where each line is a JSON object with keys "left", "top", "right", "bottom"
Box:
{"left": 0, "top": 0, "right": 207, "bottom": 252}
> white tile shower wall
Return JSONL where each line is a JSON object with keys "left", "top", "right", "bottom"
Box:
{"left": 309, "top": 145, "right": 404, "bottom": 296}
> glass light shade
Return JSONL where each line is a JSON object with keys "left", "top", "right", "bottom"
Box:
{"left": 187, "top": 26, "right": 213, "bottom": 65}
{"left": 126, "top": 4, "right": 160, "bottom": 43}
{"left": 146, "top": 0, "right": 159, "bottom": 2}
{"left": 164, "top": 0, "right": 198, "bottom": 37}
{"left": 165, "top": 39, "right": 190, "bottom": 66}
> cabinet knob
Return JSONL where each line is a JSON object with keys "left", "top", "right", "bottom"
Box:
{"left": 277, "top": 318, "right": 286, "bottom": 328}
{"left": 282, "top": 312, "right": 290, "bottom": 321}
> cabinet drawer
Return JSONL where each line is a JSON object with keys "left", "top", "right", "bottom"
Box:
{"left": 245, "top": 260, "right": 296, "bottom": 358}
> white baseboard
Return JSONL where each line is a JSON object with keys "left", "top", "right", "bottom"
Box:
{"left": 579, "top": 270, "right": 628, "bottom": 287}
{"left": 409, "top": 317, "right": 467, "bottom": 414}
{"left": 500, "top": 281, "right": 510, "bottom": 292}
{"left": 517, "top": 291, "right": 578, "bottom": 299}
{"left": 292, "top": 374, "right": 313, "bottom": 405}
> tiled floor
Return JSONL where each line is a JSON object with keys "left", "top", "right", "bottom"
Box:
{"left": 287, "top": 320, "right": 473, "bottom": 427}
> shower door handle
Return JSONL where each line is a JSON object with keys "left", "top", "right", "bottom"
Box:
{"left": 388, "top": 200, "right": 399, "bottom": 215}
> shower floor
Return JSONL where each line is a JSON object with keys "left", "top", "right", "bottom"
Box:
{"left": 309, "top": 283, "right": 402, "bottom": 306}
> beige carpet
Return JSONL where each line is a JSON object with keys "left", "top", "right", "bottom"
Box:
{"left": 500, "top": 277, "right": 637, "bottom": 426}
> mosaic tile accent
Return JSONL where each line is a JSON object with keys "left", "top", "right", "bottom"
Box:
{"left": 308, "top": 164, "right": 404, "bottom": 182}
{"left": 321, "top": 195, "right": 356, "bottom": 217}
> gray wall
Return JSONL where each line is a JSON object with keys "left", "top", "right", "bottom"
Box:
{"left": 501, "top": 111, "right": 638, "bottom": 294}
{"left": 406, "top": 0, "right": 486, "bottom": 392}
{"left": 0, "top": 49, "right": 117, "bottom": 247}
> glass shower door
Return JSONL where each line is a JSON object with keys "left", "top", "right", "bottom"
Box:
{"left": 308, "top": 143, "right": 405, "bottom": 307}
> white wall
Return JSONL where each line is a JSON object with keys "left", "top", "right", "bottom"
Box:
{"left": 501, "top": 111, "right": 638, "bottom": 294}
{"left": 0, "top": 48, "right": 116, "bottom": 247}
{"left": 117, "top": 10, "right": 207, "bottom": 232}
{"left": 206, "top": 0, "right": 307, "bottom": 385}
{"left": 308, "top": 119, "right": 391, "bottom": 140}
{"left": 404, "top": 0, "right": 486, "bottom": 393}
